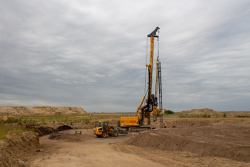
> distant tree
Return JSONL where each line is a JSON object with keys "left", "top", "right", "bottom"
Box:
{"left": 157, "top": 109, "right": 174, "bottom": 116}
{"left": 223, "top": 113, "right": 227, "bottom": 117}
{"left": 164, "top": 110, "right": 174, "bottom": 115}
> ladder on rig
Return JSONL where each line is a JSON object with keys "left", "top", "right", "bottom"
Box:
{"left": 158, "top": 62, "right": 163, "bottom": 128}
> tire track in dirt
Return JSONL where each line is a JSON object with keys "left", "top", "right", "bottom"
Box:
{"left": 31, "top": 129, "right": 165, "bottom": 167}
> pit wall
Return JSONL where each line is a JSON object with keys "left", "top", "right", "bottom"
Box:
{"left": 0, "top": 132, "right": 40, "bottom": 167}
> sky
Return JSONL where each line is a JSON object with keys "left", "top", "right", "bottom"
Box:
{"left": 0, "top": 0, "right": 250, "bottom": 113}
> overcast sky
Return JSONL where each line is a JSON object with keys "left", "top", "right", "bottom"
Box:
{"left": 1, "top": 0, "right": 250, "bottom": 113}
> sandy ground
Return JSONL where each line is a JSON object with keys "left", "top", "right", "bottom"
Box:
{"left": 30, "top": 126, "right": 250, "bottom": 167}
{"left": 30, "top": 129, "right": 165, "bottom": 167}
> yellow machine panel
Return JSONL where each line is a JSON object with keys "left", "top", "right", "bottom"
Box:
{"left": 93, "top": 127, "right": 103, "bottom": 135}
{"left": 120, "top": 117, "right": 139, "bottom": 126}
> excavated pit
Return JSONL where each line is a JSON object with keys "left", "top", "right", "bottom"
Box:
{"left": 25, "top": 123, "right": 73, "bottom": 136}
{"left": 57, "top": 125, "right": 72, "bottom": 131}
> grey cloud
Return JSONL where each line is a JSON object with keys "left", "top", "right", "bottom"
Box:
{"left": 1, "top": 0, "right": 250, "bottom": 112}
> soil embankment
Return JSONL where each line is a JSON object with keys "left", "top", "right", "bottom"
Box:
{"left": 0, "top": 106, "right": 87, "bottom": 116}
{"left": 181, "top": 108, "right": 218, "bottom": 115}
{"left": 125, "top": 124, "right": 250, "bottom": 162}
{"left": 0, "top": 132, "right": 40, "bottom": 167}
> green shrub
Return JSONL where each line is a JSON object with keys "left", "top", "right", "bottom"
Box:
{"left": 0, "top": 119, "right": 4, "bottom": 124}
{"left": 156, "top": 109, "right": 162, "bottom": 116}
{"left": 4, "top": 117, "right": 20, "bottom": 123}
{"left": 202, "top": 114, "right": 211, "bottom": 118}
{"left": 0, "top": 122, "right": 31, "bottom": 140}
{"left": 223, "top": 113, "right": 227, "bottom": 117}
{"left": 83, "top": 119, "right": 90, "bottom": 124}
{"left": 165, "top": 110, "right": 174, "bottom": 115}
{"left": 235, "top": 115, "right": 250, "bottom": 118}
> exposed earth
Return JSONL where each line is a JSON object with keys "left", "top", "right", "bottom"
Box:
{"left": 0, "top": 131, "right": 40, "bottom": 167}
{"left": 1, "top": 117, "right": 250, "bottom": 166}
{"left": 180, "top": 108, "right": 218, "bottom": 115}
{"left": 29, "top": 120, "right": 250, "bottom": 167}
{"left": 0, "top": 106, "right": 87, "bottom": 115}
{"left": 126, "top": 124, "right": 250, "bottom": 163}
{"left": 30, "top": 130, "right": 167, "bottom": 167}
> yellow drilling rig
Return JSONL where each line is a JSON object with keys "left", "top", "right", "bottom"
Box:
{"left": 118, "top": 27, "right": 162, "bottom": 130}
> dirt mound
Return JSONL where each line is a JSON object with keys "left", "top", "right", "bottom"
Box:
{"left": 125, "top": 124, "right": 250, "bottom": 162}
{"left": 181, "top": 108, "right": 218, "bottom": 115}
{"left": 166, "top": 119, "right": 211, "bottom": 128}
{"left": 0, "top": 132, "right": 40, "bottom": 167}
{"left": 0, "top": 106, "right": 88, "bottom": 115}
{"left": 49, "top": 133, "right": 88, "bottom": 142}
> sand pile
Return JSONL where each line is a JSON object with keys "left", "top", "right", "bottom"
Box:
{"left": 0, "top": 106, "right": 88, "bottom": 115}
{"left": 125, "top": 125, "right": 250, "bottom": 162}
{"left": 181, "top": 108, "right": 218, "bottom": 115}
{"left": 0, "top": 132, "right": 40, "bottom": 167}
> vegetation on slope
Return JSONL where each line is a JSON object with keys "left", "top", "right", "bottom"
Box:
{"left": 0, "top": 118, "right": 32, "bottom": 140}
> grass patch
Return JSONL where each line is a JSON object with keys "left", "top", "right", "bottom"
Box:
{"left": 178, "top": 113, "right": 211, "bottom": 118}
{"left": 223, "top": 113, "right": 227, "bottom": 118}
{"left": 4, "top": 117, "right": 21, "bottom": 123}
{"left": 162, "top": 113, "right": 178, "bottom": 117}
{"left": 82, "top": 119, "right": 90, "bottom": 124}
{"left": 11, "top": 114, "right": 122, "bottom": 124}
{"left": 235, "top": 115, "right": 250, "bottom": 118}
{"left": 0, "top": 122, "right": 31, "bottom": 140}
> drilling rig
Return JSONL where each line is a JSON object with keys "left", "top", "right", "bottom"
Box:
{"left": 118, "top": 27, "right": 162, "bottom": 129}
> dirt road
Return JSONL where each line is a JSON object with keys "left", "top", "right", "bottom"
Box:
{"left": 31, "top": 129, "right": 165, "bottom": 167}
{"left": 30, "top": 127, "right": 250, "bottom": 167}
